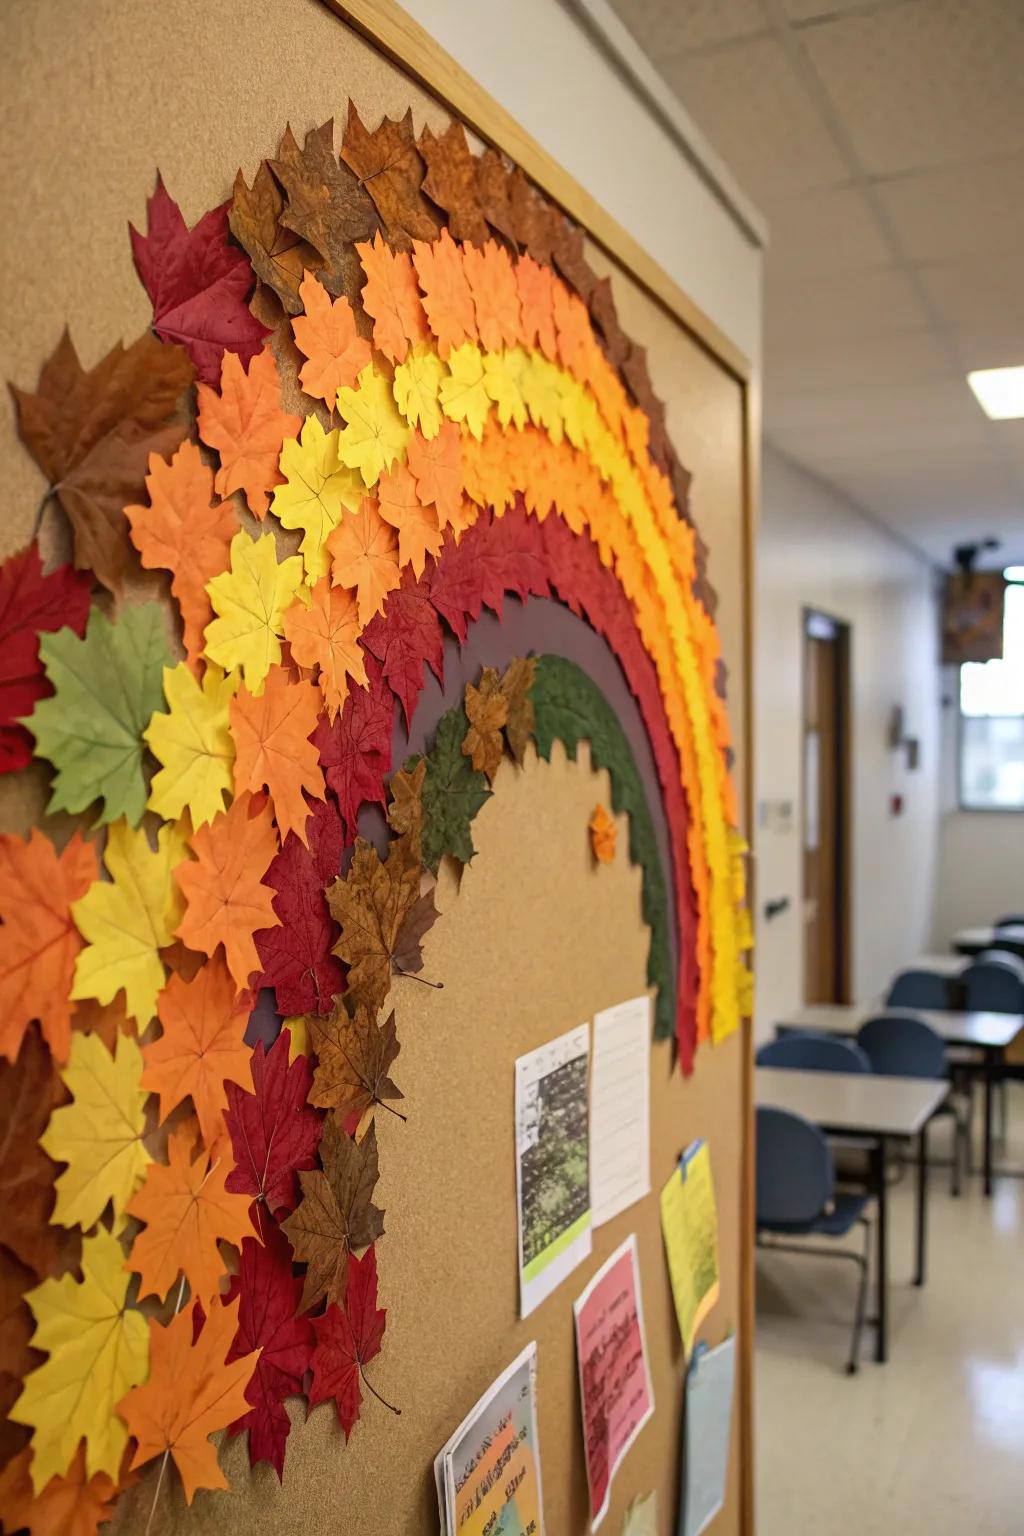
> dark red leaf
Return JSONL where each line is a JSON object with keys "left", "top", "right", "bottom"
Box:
{"left": 255, "top": 797, "right": 345, "bottom": 1016}
{"left": 130, "top": 174, "right": 271, "bottom": 386}
{"left": 308, "top": 1244, "right": 387, "bottom": 1439}
{"left": 224, "top": 1034, "right": 323, "bottom": 1224}
{"left": 0, "top": 543, "right": 90, "bottom": 774}
{"left": 225, "top": 1224, "right": 315, "bottom": 1479}
{"left": 360, "top": 578, "right": 444, "bottom": 730}
{"left": 312, "top": 655, "right": 394, "bottom": 841}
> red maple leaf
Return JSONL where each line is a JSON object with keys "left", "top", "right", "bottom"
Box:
{"left": 308, "top": 1244, "right": 393, "bottom": 1439}
{"left": 255, "top": 797, "right": 345, "bottom": 1016}
{"left": 311, "top": 654, "right": 394, "bottom": 842}
{"left": 224, "top": 1223, "right": 315, "bottom": 1479}
{"left": 224, "top": 1034, "right": 323, "bottom": 1226}
{"left": 130, "top": 174, "right": 271, "bottom": 386}
{"left": 427, "top": 506, "right": 549, "bottom": 640}
{"left": 0, "top": 543, "right": 90, "bottom": 774}
{"left": 360, "top": 577, "right": 444, "bottom": 730}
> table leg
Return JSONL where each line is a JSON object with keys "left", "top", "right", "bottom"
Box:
{"left": 915, "top": 1122, "right": 928, "bottom": 1287}
{"left": 874, "top": 1136, "right": 888, "bottom": 1363}
{"left": 984, "top": 1050, "right": 995, "bottom": 1198}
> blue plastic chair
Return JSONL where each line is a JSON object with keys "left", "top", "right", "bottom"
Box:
{"left": 963, "top": 960, "right": 1024, "bottom": 1014}
{"left": 856, "top": 1014, "right": 965, "bottom": 1195}
{"left": 757, "top": 1033, "right": 871, "bottom": 1074}
{"left": 755, "top": 1106, "right": 871, "bottom": 1374}
{"left": 977, "top": 949, "right": 1024, "bottom": 980}
{"left": 887, "top": 970, "right": 965, "bottom": 1010}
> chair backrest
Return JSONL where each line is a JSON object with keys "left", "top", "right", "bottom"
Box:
{"left": 981, "top": 943, "right": 1024, "bottom": 969}
{"left": 963, "top": 961, "right": 1024, "bottom": 1014}
{"left": 887, "top": 970, "right": 964, "bottom": 1010}
{"left": 995, "top": 915, "right": 1024, "bottom": 929}
{"left": 755, "top": 1106, "right": 834, "bottom": 1226}
{"left": 757, "top": 1032, "right": 871, "bottom": 1074}
{"left": 856, "top": 1013, "right": 947, "bottom": 1079}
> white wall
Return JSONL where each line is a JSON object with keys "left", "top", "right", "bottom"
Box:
{"left": 755, "top": 447, "right": 942, "bottom": 1038}
{"left": 400, "top": 0, "right": 762, "bottom": 363}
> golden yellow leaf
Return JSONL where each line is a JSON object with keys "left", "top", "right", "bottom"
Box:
{"left": 271, "top": 415, "right": 363, "bottom": 582}
{"left": 392, "top": 343, "right": 446, "bottom": 439}
{"left": 145, "top": 662, "right": 238, "bottom": 828}
{"left": 204, "top": 529, "right": 304, "bottom": 694}
{"left": 336, "top": 364, "right": 411, "bottom": 488}
{"left": 438, "top": 343, "right": 491, "bottom": 442}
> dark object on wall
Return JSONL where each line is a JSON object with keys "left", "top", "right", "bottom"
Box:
{"left": 763, "top": 896, "right": 790, "bottom": 921}
{"left": 942, "top": 569, "right": 1005, "bottom": 664}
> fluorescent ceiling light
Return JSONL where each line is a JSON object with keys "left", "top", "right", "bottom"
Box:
{"left": 967, "top": 366, "right": 1024, "bottom": 419}
{"left": 1004, "top": 566, "right": 1024, "bottom": 583}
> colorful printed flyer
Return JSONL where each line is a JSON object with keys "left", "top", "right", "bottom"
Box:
{"left": 589, "top": 995, "right": 651, "bottom": 1228}
{"left": 659, "top": 1138, "right": 721, "bottom": 1356}
{"left": 434, "top": 1343, "right": 545, "bottom": 1536}
{"left": 515, "top": 1023, "right": 592, "bottom": 1317}
{"left": 680, "top": 1335, "right": 736, "bottom": 1536}
{"left": 572, "top": 1233, "right": 655, "bottom": 1530}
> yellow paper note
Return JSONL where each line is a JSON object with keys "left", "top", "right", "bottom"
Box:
{"left": 623, "top": 1490, "right": 657, "bottom": 1536}
{"left": 659, "top": 1138, "right": 721, "bottom": 1356}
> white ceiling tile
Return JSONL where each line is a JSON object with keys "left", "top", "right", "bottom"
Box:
{"left": 764, "top": 266, "right": 927, "bottom": 349}
{"left": 803, "top": 0, "right": 1024, "bottom": 176}
{"left": 874, "top": 156, "right": 1024, "bottom": 263}
{"left": 917, "top": 253, "right": 1024, "bottom": 337}
{"left": 663, "top": 33, "right": 847, "bottom": 197}
{"left": 763, "top": 184, "right": 889, "bottom": 282}
{"left": 766, "top": 329, "right": 951, "bottom": 391}
{"left": 606, "top": 0, "right": 766, "bottom": 56}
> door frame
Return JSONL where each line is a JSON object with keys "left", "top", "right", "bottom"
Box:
{"left": 801, "top": 607, "right": 853, "bottom": 1004}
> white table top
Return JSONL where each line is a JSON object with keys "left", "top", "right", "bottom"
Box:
{"left": 954, "top": 926, "right": 1024, "bottom": 951}
{"left": 899, "top": 953, "right": 968, "bottom": 978}
{"left": 756, "top": 1067, "right": 949, "bottom": 1139}
{"left": 779, "top": 1002, "right": 1024, "bottom": 1051}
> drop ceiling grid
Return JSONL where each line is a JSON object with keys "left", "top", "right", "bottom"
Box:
{"left": 607, "top": 0, "right": 1024, "bottom": 561}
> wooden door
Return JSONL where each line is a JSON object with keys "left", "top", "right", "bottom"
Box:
{"left": 803, "top": 613, "right": 849, "bottom": 1003}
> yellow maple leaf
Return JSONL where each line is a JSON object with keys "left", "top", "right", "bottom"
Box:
{"left": 11, "top": 1227, "right": 149, "bottom": 1493}
{"left": 71, "top": 819, "right": 189, "bottom": 1027}
{"left": 270, "top": 415, "right": 363, "bottom": 581}
{"left": 392, "top": 343, "right": 446, "bottom": 439}
{"left": 40, "top": 1030, "right": 151, "bottom": 1231}
{"left": 204, "top": 529, "right": 304, "bottom": 694}
{"left": 483, "top": 346, "right": 529, "bottom": 431}
{"left": 336, "top": 363, "right": 412, "bottom": 488}
{"left": 283, "top": 1015, "right": 309, "bottom": 1060}
{"left": 438, "top": 343, "right": 491, "bottom": 442}
{"left": 145, "top": 662, "right": 238, "bottom": 828}
{"left": 521, "top": 352, "right": 565, "bottom": 445}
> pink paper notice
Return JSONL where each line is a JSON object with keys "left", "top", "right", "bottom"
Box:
{"left": 573, "top": 1234, "right": 655, "bottom": 1529}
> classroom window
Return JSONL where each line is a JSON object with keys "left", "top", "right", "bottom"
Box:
{"left": 960, "top": 581, "right": 1024, "bottom": 809}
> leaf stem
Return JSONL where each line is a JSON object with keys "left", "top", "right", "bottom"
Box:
{"left": 32, "top": 485, "right": 57, "bottom": 541}
{"left": 394, "top": 970, "right": 444, "bottom": 990}
{"left": 378, "top": 1099, "right": 408, "bottom": 1123}
{"left": 143, "top": 1448, "right": 171, "bottom": 1536}
{"left": 360, "top": 1368, "right": 401, "bottom": 1417}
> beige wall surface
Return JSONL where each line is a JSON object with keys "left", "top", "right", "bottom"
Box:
{"left": 754, "top": 446, "right": 941, "bottom": 1037}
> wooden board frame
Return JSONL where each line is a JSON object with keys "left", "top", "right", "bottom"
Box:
{"left": 319, "top": 3, "right": 760, "bottom": 1529}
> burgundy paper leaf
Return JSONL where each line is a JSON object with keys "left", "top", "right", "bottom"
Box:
{"left": 224, "top": 1034, "right": 323, "bottom": 1224}
{"left": 225, "top": 1224, "right": 315, "bottom": 1478}
{"left": 130, "top": 173, "right": 271, "bottom": 385}
{"left": 308, "top": 1244, "right": 388, "bottom": 1439}
{"left": 0, "top": 543, "right": 90, "bottom": 774}
{"left": 312, "top": 654, "right": 394, "bottom": 841}
{"left": 360, "top": 578, "right": 444, "bottom": 730}
{"left": 255, "top": 797, "right": 345, "bottom": 1016}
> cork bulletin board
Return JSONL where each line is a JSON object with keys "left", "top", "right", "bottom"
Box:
{"left": 1, "top": 2, "right": 756, "bottom": 1534}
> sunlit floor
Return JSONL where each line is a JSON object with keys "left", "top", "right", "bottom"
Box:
{"left": 755, "top": 1085, "right": 1024, "bottom": 1536}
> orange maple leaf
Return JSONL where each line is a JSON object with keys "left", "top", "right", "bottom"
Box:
{"left": 327, "top": 500, "right": 401, "bottom": 627}
{"left": 589, "top": 803, "right": 617, "bottom": 864}
{"left": 0, "top": 1443, "right": 125, "bottom": 1536}
{"left": 463, "top": 240, "right": 522, "bottom": 352}
{"left": 175, "top": 792, "right": 279, "bottom": 991}
{"left": 119, "top": 1297, "right": 258, "bottom": 1505}
{"left": 126, "top": 1125, "right": 251, "bottom": 1305}
{"left": 0, "top": 829, "right": 97, "bottom": 1065}
{"left": 282, "top": 576, "right": 368, "bottom": 720}
{"left": 196, "top": 347, "right": 302, "bottom": 518}
{"left": 376, "top": 462, "right": 442, "bottom": 579}
{"left": 140, "top": 955, "right": 252, "bottom": 1152}
{"left": 516, "top": 253, "right": 558, "bottom": 361}
{"left": 552, "top": 281, "right": 594, "bottom": 385}
{"left": 230, "top": 666, "right": 326, "bottom": 847}
{"left": 406, "top": 422, "right": 463, "bottom": 531}
{"left": 125, "top": 441, "right": 237, "bottom": 668}
{"left": 292, "top": 270, "right": 372, "bottom": 405}
{"left": 411, "top": 229, "right": 477, "bottom": 359}
{"left": 356, "top": 232, "right": 428, "bottom": 365}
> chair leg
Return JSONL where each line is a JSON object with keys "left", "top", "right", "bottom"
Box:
{"left": 998, "top": 1078, "right": 1008, "bottom": 1150}
{"left": 951, "top": 1107, "right": 963, "bottom": 1198}
{"left": 846, "top": 1216, "right": 871, "bottom": 1376}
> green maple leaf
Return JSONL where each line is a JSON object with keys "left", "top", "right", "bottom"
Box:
{"left": 418, "top": 706, "right": 491, "bottom": 874}
{"left": 24, "top": 602, "right": 170, "bottom": 826}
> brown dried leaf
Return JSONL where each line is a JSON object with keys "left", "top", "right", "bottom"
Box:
{"left": 229, "top": 159, "right": 321, "bottom": 315}
{"left": 310, "top": 1004, "right": 403, "bottom": 1125}
{"left": 326, "top": 833, "right": 421, "bottom": 1011}
{"left": 462, "top": 667, "right": 508, "bottom": 780}
{"left": 475, "top": 148, "right": 519, "bottom": 248}
{"left": 0, "top": 1248, "right": 41, "bottom": 1471}
{"left": 341, "top": 103, "right": 440, "bottom": 250}
{"left": 281, "top": 1118, "right": 385, "bottom": 1312}
{"left": 622, "top": 341, "right": 670, "bottom": 470}
{"left": 418, "top": 122, "right": 490, "bottom": 246}
{"left": 589, "top": 276, "right": 630, "bottom": 369}
{"left": 392, "top": 886, "right": 438, "bottom": 980}
{"left": 500, "top": 655, "right": 536, "bottom": 765}
{"left": 0, "top": 1027, "right": 81, "bottom": 1282}
{"left": 272, "top": 119, "right": 379, "bottom": 302}
{"left": 550, "top": 218, "right": 597, "bottom": 301}
{"left": 386, "top": 757, "right": 426, "bottom": 843}
{"left": 10, "top": 329, "right": 193, "bottom": 594}
{"left": 508, "top": 168, "right": 556, "bottom": 265}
